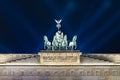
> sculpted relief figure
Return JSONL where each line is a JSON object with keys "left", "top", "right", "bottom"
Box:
{"left": 44, "top": 19, "right": 77, "bottom": 50}
{"left": 44, "top": 36, "right": 51, "bottom": 50}
{"left": 69, "top": 36, "right": 77, "bottom": 50}
{"left": 62, "top": 35, "right": 68, "bottom": 50}
{"left": 55, "top": 19, "right": 62, "bottom": 31}
{"left": 52, "top": 31, "right": 64, "bottom": 50}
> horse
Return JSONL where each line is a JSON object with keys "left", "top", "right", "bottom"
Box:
{"left": 69, "top": 36, "right": 77, "bottom": 50}
{"left": 62, "top": 35, "right": 68, "bottom": 50}
{"left": 52, "top": 36, "right": 59, "bottom": 50}
{"left": 44, "top": 36, "right": 51, "bottom": 50}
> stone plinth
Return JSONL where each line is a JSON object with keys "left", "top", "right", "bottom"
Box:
{"left": 38, "top": 50, "right": 82, "bottom": 65}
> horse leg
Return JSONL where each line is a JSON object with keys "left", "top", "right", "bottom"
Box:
{"left": 48, "top": 46, "right": 50, "bottom": 50}
{"left": 44, "top": 45, "right": 47, "bottom": 49}
{"left": 44, "top": 45, "right": 45, "bottom": 49}
{"left": 71, "top": 46, "right": 73, "bottom": 51}
{"left": 66, "top": 46, "right": 67, "bottom": 50}
{"left": 47, "top": 46, "right": 49, "bottom": 50}
{"left": 59, "top": 45, "right": 60, "bottom": 50}
{"left": 51, "top": 45, "right": 53, "bottom": 51}
{"left": 75, "top": 45, "right": 77, "bottom": 49}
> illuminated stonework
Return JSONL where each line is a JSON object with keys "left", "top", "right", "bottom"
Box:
{"left": 0, "top": 20, "right": 119, "bottom": 80}
{"left": 39, "top": 51, "right": 82, "bottom": 65}
{"left": 44, "top": 19, "right": 77, "bottom": 50}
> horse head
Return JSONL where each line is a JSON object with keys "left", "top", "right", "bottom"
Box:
{"left": 64, "top": 35, "right": 67, "bottom": 41}
{"left": 72, "top": 35, "right": 77, "bottom": 42}
{"left": 44, "top": 36, "right": 48, "bottom": 42}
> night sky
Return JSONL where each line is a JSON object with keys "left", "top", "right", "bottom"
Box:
{"left": 0, "top": 0, "right": 120, "bottom": 53}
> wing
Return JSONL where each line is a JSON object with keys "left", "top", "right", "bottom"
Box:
{"left": 55, "top": 19, "right": 58, "bottom": 23}
{"left": 55, "top": 19, "right": 62, "bottom": 24}
{"left": 58, "top": 19, "right": 62, "bottom": 23}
